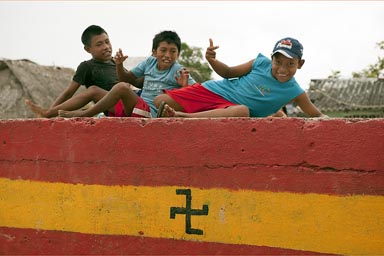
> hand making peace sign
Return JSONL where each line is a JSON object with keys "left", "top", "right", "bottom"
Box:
{"left": 205, "top": 38, "right": 219, "bottom": 62}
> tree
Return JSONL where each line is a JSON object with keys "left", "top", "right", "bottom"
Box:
{"left": 352, "top": 41, "right": 384, "bottom": 78}
{"left": 179, "top": 42, "right": 212, "bottom": 83}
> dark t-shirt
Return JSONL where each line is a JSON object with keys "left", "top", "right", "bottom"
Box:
{"left": 73, "top": 59, "right": 119, "bottom": 91}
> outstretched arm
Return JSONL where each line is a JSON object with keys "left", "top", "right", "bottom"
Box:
{"left": 114, "top": 48, "right": 128, "bottom": 82}
{"left": 294, "top": 92, "right": 328, "bottom": 118}
{"left": 205, "top": 38, "right": 254, "bottom": 79}
{"left": 114, "top": 48, "right": 140, "bottom": 86}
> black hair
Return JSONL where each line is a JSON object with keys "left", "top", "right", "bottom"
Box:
{"left": 81, "top": 25, "right": 108, "bottom": 46}
{"left": 152, "top": 31, "right": 181, "bottom": 53}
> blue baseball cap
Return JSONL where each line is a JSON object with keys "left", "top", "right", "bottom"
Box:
{"left": 272, "top": 37, "right": 303, "bottom": 59}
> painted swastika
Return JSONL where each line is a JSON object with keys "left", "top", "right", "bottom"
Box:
{"left": 170, "top": 189, "right": 209, "bottom": 235}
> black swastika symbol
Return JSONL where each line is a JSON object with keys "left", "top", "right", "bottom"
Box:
{"left": 170, "top": 189, "right": 209, "bottom": 235}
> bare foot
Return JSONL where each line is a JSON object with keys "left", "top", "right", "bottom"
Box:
{"left": 162, "top": 104, "right": 175, "bottom": 117}
{"left": 157, "top": 103, "right": 175, "bottom": 117}
{"left": 24, "top": 99, "right": 48, "bottom": 118}
{"left": 158, "top": 103, "right": 188, "bottom": 118}
{"left": 58, "top": 109, "right": 85, "bottom": 118}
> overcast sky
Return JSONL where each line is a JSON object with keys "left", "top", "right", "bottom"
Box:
{"left": 1, "top": 1, "right": 383, "bottom": 89}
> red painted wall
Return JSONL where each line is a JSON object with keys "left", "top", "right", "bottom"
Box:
{"left": 1, "top": 118, "right": 383, "bottom": 193}
{"left": 0, "top": 118, "right": 383, "bottom": 255}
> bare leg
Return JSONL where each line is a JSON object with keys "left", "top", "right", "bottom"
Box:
{"left": 158, "top": 102, "right": 249, "bottom": 118}
{"left": 154, "top": 93, "right": 249, "bottom": 118}
{"left": 154, "top": 93, "right": 185, "bottom": 112}
{"left": 25, "top": 86, "right": 107, "bottom": 118}
{"left": 59, "top": 82, "right": 138, "bottom": 117}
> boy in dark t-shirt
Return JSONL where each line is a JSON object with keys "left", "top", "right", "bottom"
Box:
{"left": 25, "top": 25, "right": 127, "bottom": 118}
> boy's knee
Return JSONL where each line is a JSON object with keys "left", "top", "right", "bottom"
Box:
{"left": 114, "top": 82, "right": 131, "bottom": 92}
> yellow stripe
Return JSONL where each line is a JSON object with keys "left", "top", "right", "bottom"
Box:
{"left": 0, "top": 177, "right": 383, "bottom": 255}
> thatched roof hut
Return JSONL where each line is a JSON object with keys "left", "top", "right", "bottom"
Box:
{"left": 307, "top": 78, "right": 384, "bottom": 118}
{"left": 0, "top": 59, "right": 76, "bottom": 119}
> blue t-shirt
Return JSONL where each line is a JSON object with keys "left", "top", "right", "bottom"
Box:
{"left": 202, "top": 53, "right": 304, "bottom": 117}
{"left": 131, "top": 56, "right": 195, "bottom": 116}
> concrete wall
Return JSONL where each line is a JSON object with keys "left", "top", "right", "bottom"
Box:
{"left": 0, "top": 118, "right": 383, "bottom": 255}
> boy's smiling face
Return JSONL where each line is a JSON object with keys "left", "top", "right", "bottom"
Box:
{"left": 271, "top": 53, "right": 305, "bottom": 83}
{"left": 85, "top": 33, "right": 112, "bottom": 62}
{"left": 153, "top": 41, "right": 179, "bottom": 71}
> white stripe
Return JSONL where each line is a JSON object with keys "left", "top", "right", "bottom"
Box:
{"left": 132, "top": 108, "right": 152, "bottom": 118}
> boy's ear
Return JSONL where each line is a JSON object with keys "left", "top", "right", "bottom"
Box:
{"left": 84, "top": 45, "right": 91, "bottom": 53}
{"left": 151, "top": 49, "right": 156, "bottom": 56}
{"left": 298, "top": 59, "right": 305, "bottom": 69}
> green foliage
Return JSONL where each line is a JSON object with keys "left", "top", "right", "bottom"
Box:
{"left": 328, "top": 70, "right": 341, "bottom": 79}
{"left": 352, "top": 41, "right": 384, "bottom": 78}
{"left": 179, "top": 42, "right": 212, "bottom": 83}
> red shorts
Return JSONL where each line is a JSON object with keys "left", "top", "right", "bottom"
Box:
{"left": 108, "top": 97, "right": 151, "bottom": 118}
{"left": 164, "top": 83, "right": 237, "bottom": 113}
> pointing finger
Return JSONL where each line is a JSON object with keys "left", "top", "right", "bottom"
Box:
{"left": 209, "top": 38, "right": 213, "bottom": 47}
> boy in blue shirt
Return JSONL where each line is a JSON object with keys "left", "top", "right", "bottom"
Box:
{"left": 59, "top": 30, "right": 195, "bottom": 118}
{"left": 25, "top": 25, "right": 124, "bottom": 118}
{"left": 155, "top": 37, "right": 327, "bottom": 118}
